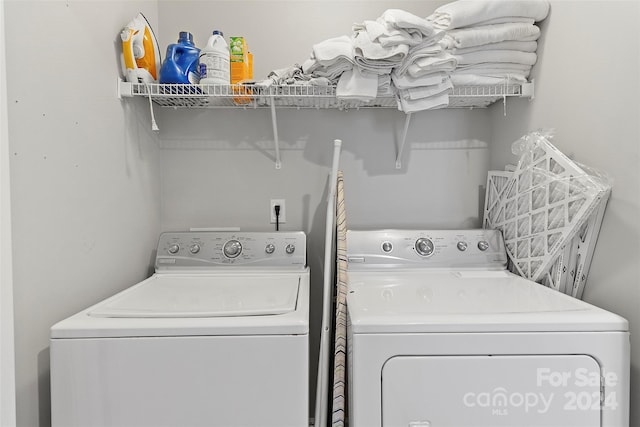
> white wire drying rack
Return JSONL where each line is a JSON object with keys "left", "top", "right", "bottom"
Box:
{"left": 117, "top": 79, "right": 534, "bottom": 168}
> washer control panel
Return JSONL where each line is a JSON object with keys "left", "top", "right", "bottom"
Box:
{"left": 346, "top": 229, "right": 507, "bottom": 269}
{"left": 155, "top": 231, "right": 306, "bottom": 270}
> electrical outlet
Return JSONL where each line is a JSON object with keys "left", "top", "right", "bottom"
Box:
{"left": 270, "top": 199, "right": 286, "bottom": 224}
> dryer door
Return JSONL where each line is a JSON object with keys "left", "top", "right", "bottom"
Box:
{"left": 382, "top": 355, "right": 602, "bottom": 427}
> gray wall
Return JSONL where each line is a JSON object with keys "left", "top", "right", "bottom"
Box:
{"left": 158, "top": 105, "right": 492, "bottom": 411}
{"left": 488, "top": 0, "right": 640, "bottom": 423}
{"left": 156, "top": 0, "right": 491, "bottom": 414}
{"left": 5, "top": 1, "right": 162, "bottom": 426}
{"left": 1, "top": 1, "right": 17, "bottom": 425}
{"left": 3, "top": 0, "right": 639, "bottom": 426}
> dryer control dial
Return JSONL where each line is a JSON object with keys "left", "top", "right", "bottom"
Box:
{"left": 457, "top": 241, "right": 468, "bottom": 251}
{"left": 168, "top": 244, "right": 180, "bottom": 254}
{"left": 189, "top": 244, "right": 201, "bottom": 254}
{"left": 477, "top": 240, "right": 490, "bottom": 251}
{"left": 265, "top": 243, "right": 276, "bottom": 254}
{"left": 285, "top": 244, "right": 296, "bottom": 254}
{"left": 223, "top": 240, "right": 242, "bottom": 258}
{"left": 415, "top": 237, "right": 435, "bottom": 257}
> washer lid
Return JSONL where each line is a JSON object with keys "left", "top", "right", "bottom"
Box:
{"left": 51, "top": 271, "right": 309, "bottom": 338}
{"left": 347, "top": 270, "right": 628, "bottom": 333}
{"left": 89, "top": 274, "right": 299, "bottom": 318}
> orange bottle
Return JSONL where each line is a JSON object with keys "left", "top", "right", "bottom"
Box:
{"left": 229, "top": 36, "right": 248, "bottom": 84}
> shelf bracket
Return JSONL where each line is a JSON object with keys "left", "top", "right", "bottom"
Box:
{"left": 117, "top": 78, "right": 133, "bottom": 99}
{"left": 522, "top": 79, "right": 535, "bottom": 99}
{"left": 270, "top": 96, "right": 282, "bottom": 169}
{"left": 395, "top": 113, "right": 412, "bottom": 169}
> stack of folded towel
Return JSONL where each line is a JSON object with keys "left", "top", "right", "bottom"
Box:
{"left": 428, "top": 0, "right": 550, "bottom": 86}
{"left": 302, "top": 36, "right": 354, "bottom": 84}
{"left": 374, "top": 10, "right": 454, "bottom": 113}
{"left": 262, "top": 1, "right": 549, "bottom": 113}
{"left": 341, "top": 9, "right": 444, "bottom": 105}
{"left": 314, "top": 9, "right": 452, "bottom": 111}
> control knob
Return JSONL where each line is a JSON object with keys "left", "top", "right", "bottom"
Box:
{"left": 189, "top": 244, "right": 201, "bottom": 254}
{"left": 285, "top": 244, "right": 296, "bottom": 254}
{"left": 477, "top": 240, "right": 490, "bottom": 251}
{"left": 415, "top": 237, "right": 435, "bottom": 257}
{"left": 223, "top": 240, "right": 242, "bottom": 258}
{"left": 168, "top": 244, "right": 180, "bottom": 254}
{"left": 457, "top": 241, "right": 468, "bottom": 251}
{"left": 265, "top": 243, "right": 275, "bottom": 254}
{"left": 382, "top": 241, "right": 393, "bottom": 253}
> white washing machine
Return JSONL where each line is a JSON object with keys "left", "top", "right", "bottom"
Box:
{"left": 346, "top": 229, "right": 629, "bottom": 427}
{"left": 50, "top": 231, "right": 309, "bottom": 427}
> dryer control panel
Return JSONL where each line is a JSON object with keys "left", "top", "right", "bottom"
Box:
{"left": 346, "top": 229, "right": 507, "bottom": 269}
{"left": 155, "top": 231, "right": 306, "bottom": 270}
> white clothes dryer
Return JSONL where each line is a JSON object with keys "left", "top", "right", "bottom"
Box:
{"left": 51, "top": 231, "right": 309, "bottom": 427}
{"left": 346, "top": 229, "right": 629, "bottom": 427}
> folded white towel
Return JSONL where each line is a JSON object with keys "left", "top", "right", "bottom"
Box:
{"left": 462, "top": 17, "right": 535, "bottom": 26}
{"left": 352, "top": 29, "right": 409, "bottom": 61}
{"left": 354, "top": 60, "right": 396, "bottom": 75}
{"left": 453, "top": 65, "right": 532, "bottom": 81}
{"left": 395, "top": 49, "right": 443, "bottom": 76}
{"left": 451, "top": 40, "right": 537, "bottom": 55}
{"left": 394, "top": 34, "right": 446, "bottom": 75}
{"left": 361, "top": 20, "right": 423, "bottom": 47}
{"left": 391, "top": 71, "right": 448, "bottom": 89}
{"left": 397, "top": 91, "right": 449, "bottom": 112}
{"left": 355, "top": 9, "right": 439, "bottom": 48}
{"left": 307, "top": 77, "right": 332, "bottom": 87}
{"left": 407, "top": 52, "right": 457, "bottom": 77}
{"left": 336, "top": 67, "right": 379, "bottom": 101}
{"left": 302, "top": 57, "right": 353, "bottom": 83}
{"left": 451, "top": 73, "right": 528, "bottom": 85}
{"left": 410, "top": 40, "right": 444, "bottom": 57}
{"left": 301, "top": 58, "right": 315, "bottom": 74}
{"left": 380, "top": 9, "right": 438, "bottom": 38}
{"left": 455, "top": 62, "right": 532, "bottom": 74}
{"left": 428, "top": 0, "right": 550, "bottom": 30}
{"left": 441, "top": 23, "right": 540, "bottom": 49}
{"left": 378, "top": 74, "right": 393, "bottom": 95}
{"left": 454, "top": 50, "right": 537, "bottom": 66}
{"left": 311, "top": 36, "right": 354, "bottom": 65}
{"left": 398, "top": 78, "right": 453, "bottom": 100}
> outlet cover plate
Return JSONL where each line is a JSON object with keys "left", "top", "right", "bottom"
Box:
{"left": 270, "top": 199, "right": 286, "bottom": 224}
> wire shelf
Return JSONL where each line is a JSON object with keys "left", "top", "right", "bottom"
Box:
{"left": 117, "top": 79, "right": 533, "bottom": 169}
{"left": 120, "top": 81, "right": 529, "bottom": 110}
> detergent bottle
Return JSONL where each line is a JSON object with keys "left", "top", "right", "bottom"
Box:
{"left": 199, "top": 30, "right": 230, "bottom": 85}
{"left": 229, "top": 36, "right": 249, "bottom": 84}
{"left": 159, "top": 32, "right": 200, "bottom": 84}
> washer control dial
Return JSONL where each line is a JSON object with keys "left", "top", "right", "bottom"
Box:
{"left": 265, "top": 243, "right": 275, "bottom": 254}
{"left": 382, "top": 241, "right": 393, "bottom": 253}
{"left": 477, "top": 240, "right": 490, "bottom": 251}
{"left": 189, "top": 244, "right": 201, "bottom": 254}
{"left": 168, "top": 244, "right": 180, "bottom": 254}
{"left": 415, "top": 237, "right": 435, "bottom": 257}
{"left": 456, "top": 241, "right": 468, "bottom": 251}
{"left": 285, "top": 244, "right": 296, "bottom": 254}
{"left": 223, "top": 240, "right": 242, "bottom": 258}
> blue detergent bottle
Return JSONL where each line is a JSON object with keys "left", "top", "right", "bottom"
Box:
{"left": 159, "top": 32, "right": 201, "bottom": 84}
